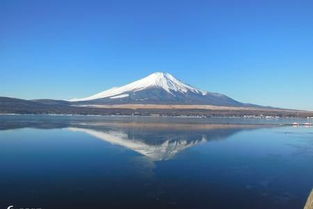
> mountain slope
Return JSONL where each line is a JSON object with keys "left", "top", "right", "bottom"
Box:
{"left": 70, "top": 72, "right": 243, "bottom": 106}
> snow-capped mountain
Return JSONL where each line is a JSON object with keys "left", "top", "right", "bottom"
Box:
{"left": 70, "top": 72, "right": 243, "bottom": 106}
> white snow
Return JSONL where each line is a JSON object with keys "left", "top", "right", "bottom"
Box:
{"left": 110, "top": 94, "right": 129, "bottom": 99}
{"left": 69, "top": 72, "right": 209, "bottom": 102}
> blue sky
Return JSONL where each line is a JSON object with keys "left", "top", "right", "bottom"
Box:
{"left": 1, "top": 0, "right": 313, "bottom": 110}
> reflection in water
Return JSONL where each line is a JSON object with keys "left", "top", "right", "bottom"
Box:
{"left": 69, "top": 127, "right": 207, "bottom": 161}
{"left": 0, "top": 115, "right": 272, "bottom": 161}
{"left": 68, "top": 123, "right": 264, "bottom": 161}
{"left": 0, "top": 115, "right": 312, "bottom": 209}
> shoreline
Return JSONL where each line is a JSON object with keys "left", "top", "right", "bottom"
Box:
{"left": 0, "top": 113, "right": 312, "bottom": 127}
{"left": 1, "top": 112, "right": 313, "bottom": 119}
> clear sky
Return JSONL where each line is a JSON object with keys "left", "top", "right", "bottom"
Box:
{"left": 1, "top": 0, "right": 313, "bottom": 110}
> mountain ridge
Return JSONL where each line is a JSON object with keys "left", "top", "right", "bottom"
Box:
{"left": 1, "top": 72, "right": 312, "bottom": 117}
{"left": 0, "top": 96, "right": 312, "bottom": 117}
{"left": 70, "top": 72, "right": 245, "bottom": 106}
{"left": 70, "top": 72, "right": 209, "bottom": 101}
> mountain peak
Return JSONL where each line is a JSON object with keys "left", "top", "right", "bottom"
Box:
{"left": 143, "top": 72, "right": 180, "bottom": 83}
{"left": 69, "top": 72, "right": 241, "bottom": 106}
{"left": 137, "top": 72, "right": 206, "bottom": 95}
{"left": 70, "top": 72, "right": 208, "bottom": 102}
{"left": 148, "top": 72, "right": 174, "bottom": 80}
{"left": 149, "top": 71, "right": 169, "bottom": 76}
{"left": 142, "top": 72, "right": 175, "bottom": 84}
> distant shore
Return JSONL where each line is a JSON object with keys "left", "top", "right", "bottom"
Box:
{"left": 1, "top": 97, "right": 313, "bottom": 118}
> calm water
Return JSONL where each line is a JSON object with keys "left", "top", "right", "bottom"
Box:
{"left": 0, "top": 115, "right": 313, "bottom": 209}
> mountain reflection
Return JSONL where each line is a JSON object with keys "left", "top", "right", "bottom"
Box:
{"left": 68, "top": 123, "right": 258, "bottom": 161}
{"left": 0, "top": 116, "right": 272, "bottom": 161}
{"left": 69, "top": 127, "right": 207, "bottom": 161}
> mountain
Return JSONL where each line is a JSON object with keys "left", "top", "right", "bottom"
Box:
{"left": 0, "top": 96, "right": 78, "bottom": 114}
{"left": 1, "top": 72, "right": 312, "bottom": 117}
{"left": 70, "top": 72, "right": 244, "bottom": 106}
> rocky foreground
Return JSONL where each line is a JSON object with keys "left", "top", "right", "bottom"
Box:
{"left": 304, "top": 190, "right": 313, "bottom": 209}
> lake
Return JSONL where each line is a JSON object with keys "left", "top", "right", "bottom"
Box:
{"left": 0, "top": 115, "right": 312, "bottom": 209}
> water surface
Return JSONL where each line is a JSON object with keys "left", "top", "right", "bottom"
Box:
{"left": 0, "top": 115, "right": 312, "bottom": 209}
